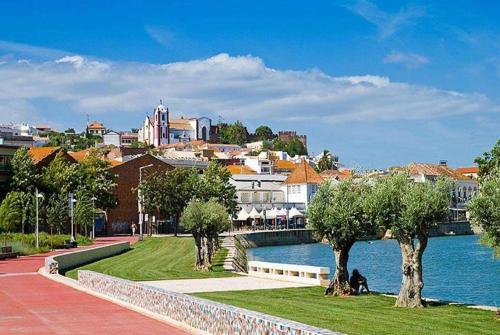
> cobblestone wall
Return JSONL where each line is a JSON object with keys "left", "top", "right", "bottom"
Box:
{"left": 78, "top": 270, "right": 341, "bottom": 335}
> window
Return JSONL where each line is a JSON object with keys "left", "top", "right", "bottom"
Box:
{"left": 262, "top": 192, "right": 271, "bottom": 203}
{"left": 252, "top": 192, "right": 260, "bottom": 203}
{"left": 162, "top": 114, "right": 165, "bottom": 121}
{"left": 241, "top": 192, "right": 251, "bottom": 203}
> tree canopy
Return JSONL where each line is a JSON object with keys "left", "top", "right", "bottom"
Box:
{"left": 272, "top": 138, "right": 307, "bottom": 157}
{"left": 468, "top": 170, "right": 499, "bottom": 247}
{"left": 254, "top": 125, "right": 274, "bottom": 141}
{"left": 317, "top": 150, "right": 338, "bottom": 172}
{"left": 365, "top": 174, "right": 451, "bottom": 307}
{"left": 474, "top": 139, "right": 500, "bottom": 178}
{"left": 195, "top": 161, "right": 237, "bottom": 216}
{"left": 181, "top": 199, "right": 231, "bottom": 271}
{"left": 308, "top": 179, "right": 373, "bottom": 295}
{"left": 220, "top": 121, "right": 249, "bottom": 145}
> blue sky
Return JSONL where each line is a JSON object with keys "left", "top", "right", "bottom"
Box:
{"left": 0, "top": 0, "right": 498, "bottom": 168}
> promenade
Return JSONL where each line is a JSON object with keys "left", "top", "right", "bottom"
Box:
{"left": 0, "top": 236, "right": 189, "bottom": 335}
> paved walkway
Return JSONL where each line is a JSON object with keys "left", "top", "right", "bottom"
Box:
{"left": 0, "top": 236, "right": 189, "bottom": 335}
{"left": 142, "top": 276, "right": 314, "bottom": 293}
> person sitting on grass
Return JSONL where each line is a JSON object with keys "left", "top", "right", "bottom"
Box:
{"left": 350, "top": 269, "right": 370, "bottom": 295}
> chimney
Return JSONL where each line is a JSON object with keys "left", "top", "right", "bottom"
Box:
{"left": 439, "top": 160, "right": 448, "bottom": 166}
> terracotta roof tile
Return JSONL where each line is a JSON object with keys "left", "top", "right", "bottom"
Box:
{"left": 227, "top": 165, "right": 256, "bottom": 175}
{"left": 284, "top": 159, "right": 324, "bottom": 184}
{"left": 88, "top": 121, "right": 104, "bottom": 129}
{"left": 68, "top": 149, "right": 90, "bottom": 162}
{"left": 274, "top": 160, "right": 297, "bottom": 170}
{"left": 456, "top": 167, "right": 479, "bottom": 174}
{"left": 320, "top": 169, "right": 351, "bottom": 180}
{"left": 29, "top": 147, "right": 60, "bottom": 164}
{"left": 406, "top": 163, "right": 470, "bottom": 181}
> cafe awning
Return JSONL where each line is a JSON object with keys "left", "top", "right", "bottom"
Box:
{"left": 235, "top": 208, "right": 250, "bottom": 221}
{"left": 248, "top": 207, "right": 263, "bottom": 219}
{"left": 289, "top": 207, "right": 304, "bottom": 218}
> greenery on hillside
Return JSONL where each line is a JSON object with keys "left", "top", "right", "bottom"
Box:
{"left": 194, "top": 287, "right": 498, "bottom": 335}
{"left": 66, "top": 237, "right": 236, "bottom": 280}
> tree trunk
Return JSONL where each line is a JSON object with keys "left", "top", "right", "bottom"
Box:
{"left": 193, "top": 235, "right": 206, "bottom": 271}
{"left": 395, "top": 234, "right": 428, "bottom": 307}
{"left": 325, "top": 244, "right": 353, "bottom": 296}
{"left": 174, "top": 213, "right": 179, "bottom": 237}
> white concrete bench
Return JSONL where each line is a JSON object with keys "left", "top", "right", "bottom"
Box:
{"left": 248, "top": 261, "right": 330, "bottom": 286}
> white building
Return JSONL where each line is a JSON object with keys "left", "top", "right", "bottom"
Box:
{"left": 138, "top": 102, "right": 212, "bottom": 147}
{"left": 103, "top": 130, "right": 121, "bottom": 147}
{"left": 282, "top": 159, "right": 324, "bottom": 209}
{"left": 405, "top": 162, "right": 479, "bottom": 220}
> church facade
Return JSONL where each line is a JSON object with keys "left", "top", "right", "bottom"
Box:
{"left": 138, "top": 102, "right": 212, "bottom": 147}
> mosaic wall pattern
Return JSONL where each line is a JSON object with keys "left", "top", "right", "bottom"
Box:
{"left": 79, "top": 270, "right": 342, "bottom": 335}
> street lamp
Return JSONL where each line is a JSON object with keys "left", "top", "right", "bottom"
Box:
{"left": 91, "top": 196, "right": 97, "bottom": 239}
{"left": 69, "top": 194, "right": 77, "bottom": 242}
{"left": 138, "top": 164, "right": 154, "bottom": 241}
{"left": 35, "top": 188, "right": 44, "bottom": 249}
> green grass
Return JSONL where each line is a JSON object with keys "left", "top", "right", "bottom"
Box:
{"left": 66, "top": 236, "right": 237, "bottom": 280}
{"left": 194, "top": 287, "right": 498, "bottom": 335}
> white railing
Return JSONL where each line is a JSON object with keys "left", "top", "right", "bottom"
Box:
{"left": 248, "top": 261, "right": 330, "bottom": 286}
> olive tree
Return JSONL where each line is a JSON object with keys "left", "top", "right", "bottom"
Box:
{"left": 181, "top": 199, "right": 231, "bottom": 271}
{"left": 365, "top": 174, "right": 451, "bottom": 307}
{"left": 308, "top": 179, "right": 373, "bottom": 296}
{"left": 468, "top": 169, "right": 500, "bottom": 247}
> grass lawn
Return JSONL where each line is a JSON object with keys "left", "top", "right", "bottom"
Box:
{"left": 66, "top": 236, "right": 236, "bottom": 281}
{"left": 194, "top": 287, "right": 498, "bottom": 335}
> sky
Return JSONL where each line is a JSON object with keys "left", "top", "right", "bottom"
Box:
{"left": 0, "top": 0, "right": 499, "bottom": 169}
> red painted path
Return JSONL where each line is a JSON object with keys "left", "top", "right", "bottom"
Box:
{"left": 0, "top": 236, "right": 189, "bottom": 334}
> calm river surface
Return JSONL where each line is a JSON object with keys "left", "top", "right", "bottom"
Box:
{"left": 247, "top": 235, "right": 500, "bottom": 306}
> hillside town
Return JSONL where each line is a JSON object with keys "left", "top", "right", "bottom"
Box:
{"left": 0, "top": 101, "right": 480, "bottom": 236}
{"left": 1, "top": 2, "right": 499, "bottom": 334}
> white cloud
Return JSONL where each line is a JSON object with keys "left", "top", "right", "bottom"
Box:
{"left": 344, "top": 0, "right": 426, "bottom": 39}
{"left": 0, "top": 52, "right": 497, "bottom": 128}
{"left": 145, "top": 26, "right": 176, "bottom": 47}
{"left": 383, "top": 51, "right": 430, "bottom": 68}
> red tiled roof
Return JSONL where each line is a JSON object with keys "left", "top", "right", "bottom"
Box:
{"left": 88, "top": 121, "right": 104, "bottom": 129}
{"left": 68, "top": 149, "right": 90, "bottom": 162}
{"left": 284, "top": 159, "right": 324, "bottom": 184}
{"left": 456, "top": 167, "right": 479, "bottom": 174}
{"left": 226, "top": 165, "right": 256, "bottom": 175}
{"left": 406, "top": 163, "right": 470, "bottom": 181}
{"left": 320, "top": 169, "right": 351, "bottom": 180}
{"left": 29, "top": 147, "right": 60, "bottom": 164}
{"left": 274, "top": 160, "right": 296, "bottom": 170}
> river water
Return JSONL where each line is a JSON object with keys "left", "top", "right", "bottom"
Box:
{"left": 247, "top": 235, "right": 500, "bottom": 307}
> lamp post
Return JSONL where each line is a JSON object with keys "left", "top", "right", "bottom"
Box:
{"left": 91, "top": 196, "right": 97, "bottom": 239}
{"left": 138, "top": 164, "right": 154, "bottom": 241}
{"left": 35, "top": 188, "right": 43, "bottom": 249}
{"left": 69, "top": 193, "right": 77, "bottom": 242}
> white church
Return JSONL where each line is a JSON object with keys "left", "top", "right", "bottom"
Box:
{"left": 138, "top": 101, "right": 212, "bottom": 147}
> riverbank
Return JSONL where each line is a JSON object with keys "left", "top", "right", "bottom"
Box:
{"left": 194, "top": 287, "right": 498, "bottom": 335}
{"left": 248, "top": 235, "right": 500, "bottom": 307}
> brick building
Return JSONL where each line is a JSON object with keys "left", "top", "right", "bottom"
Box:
{"left": 106, "top": 154, "right": 173, "bottom": 234}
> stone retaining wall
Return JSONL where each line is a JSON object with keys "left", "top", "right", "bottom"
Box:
{"left": 236, "top": 229, "right": 316, "bottom": 248}
{"left": 78, "top": 270, "right": 342, "bottom": 335}
{"left": 45, "top": 242, "right": 130, "bottom": 274}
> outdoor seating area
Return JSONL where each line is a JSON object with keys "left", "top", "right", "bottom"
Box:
{"left": 232, "top": 207, "right": 306, "bottom": 231}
